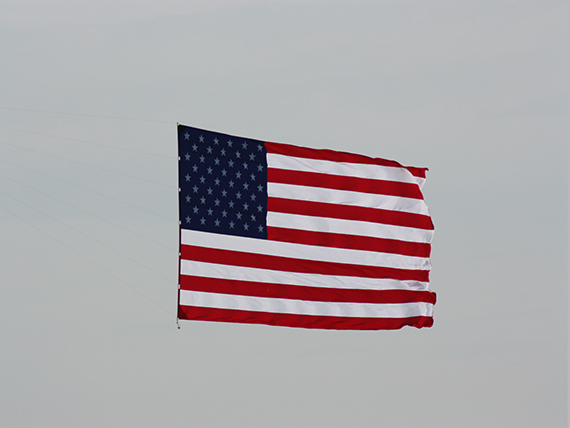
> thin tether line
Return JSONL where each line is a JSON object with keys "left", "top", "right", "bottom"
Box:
{"left": 0, "top": 172, "right": 177, "bottom": 253}
{"left": 0, "top": 124, "right": 176, "bottom": 159}
{"left": 0, "top": 188, "right": 174, "bottom": 285}
{"left": 0, "top": 201, "right": 175, "bottom": 317}
{"left": 0, "top": 106, "right": 175, "bottom": 124}
{"left": 0, "top": 106, "right": 180, "bottom": 320}
{"left": 0, "top": 157, "right": 177, "bottom": 222}
{"left": 0, "top": 139, "right": 173, "bottom": 188}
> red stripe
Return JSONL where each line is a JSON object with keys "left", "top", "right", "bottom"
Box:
{"left": 178, "top": 305, "right": 433, "bottom": 330}
{"left": 180, "top": 275, "right": 436, "bottom": 304}
{"left": 267, "top": 226, "right": 431, "bottom": 258}
{"left": 267, "top": 168, "right": 424, "bottom": 199}
{"left": 180, "top": 245, "right": 430, "bottom": 282}
{"left": 265, "top": 141, "right": 427, "bottom": 179}
{"left": 268, "top": 197, "right": 435, "bottom": 230}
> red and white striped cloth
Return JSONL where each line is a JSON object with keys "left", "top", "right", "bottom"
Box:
{"left": 178, "top": 135, "right": 435, "bottom": 330}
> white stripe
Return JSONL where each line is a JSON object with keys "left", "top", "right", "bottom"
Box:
{"left": 179, "top": 290, "right": 434, "bottom": 318}
{"left": 267, "top": 153, "right": 420, "bottom": 185}
{"left": 181, "top": 229, "right": 430, "bottom": 270}
{"left": 267, "top": 211, "right": 434, "bottom": 244}
{"left": 180, "top": 260, "right": 430, "bottom": 291}
{"left": 416, "top": 176, "right": 426, "bottom": 189}
{"left": 268, "top": 182, "right": 430, "bottom": 215}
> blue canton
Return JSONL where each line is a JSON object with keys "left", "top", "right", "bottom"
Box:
{"left": 178, "top": 125, "right": 268, "bottom": 239}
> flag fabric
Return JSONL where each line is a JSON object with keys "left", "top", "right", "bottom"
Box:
{"left": 177, "top": 124, "right": 435, "bottom": 330}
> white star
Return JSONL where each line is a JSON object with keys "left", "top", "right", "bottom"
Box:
{"left": 193, "top": 206, "right": 199, "bottom": 214}
{"left": 200, "top": 197, "right": 206, "bottom": 204}
{"left": 185, "top": 216, "right": 191, "bottom": 223}
{"left": 236, "top": 212, "right": 242, "bottom": 220}
{"left": 199, "top": 135, "right": 204, "bottom": 143}
{"left": 243, "top": 203, "right": 249, "bottom": 210}
{"left": 213, "top": 138, "right": 219, "bottom": 145}
{"left": 192, "top": 165, "right": 198, "bottom": 173}
{"left": 207, "top": 167, "right": 213, "bottom": 174}
{"left": 200, "top": 217, "right": 206, "bottom": 225}
{"left": 185, "top": 153, "right": 190, "bottom": 161}
{"left": 236, "top": 171, "right": 242, "bottom": 179}
{"left": 221, "top": 189, "right": 228, "bottom": 197}
{"left": 257, "top": 205, "right": 263, "bottom": 212}
{"left": 258, "top": 185, "right": 263, "bottom": 192}
{"left": 257, "top": 145, "right": 263, "bottom": 151}
{"left": 192, "top": 185, "right": 199, "bottom": 193}
{"left": 257, "top": 165, "right": 263, "bottom": 172}
{"left": 207, "top": 208, "right": 213, "bottom": 215}
{"left": 221, "top": 210, "right": 227, "bottom": 217}
{"left": 229, "top": 221, "right": 235, "bottom": 229}
{"left": 236, "top": 192, "right": 242, "bottom": 199}
{"left": 243, "top": 182, "right": 249, "bottom": 190}
{"left": 243, "top": 223, "right": 249, "bottom": 231}
{"left": 185, "top": 174, "right": 191, "bottom": 181}
{"left": 184, "top": 132, "right": 190, "bottom": 140}
{"left": 250, "top": 194, "right": 256, "bottom": 201}
{"left": 235, "top": 151, "right": 241, "bottom": 159}
{"left": 214, "top": 178, "right": 220, "bottom": 186}
{"left": 227, "top": 140, "right": 233, "bottom": 147}
{"left": 199, "top": 176, "right": 206, "bottom": 183}
{"left": 214, "top": 198, "right": 220, "bottom": 206}
{"left": 258, "top": 225, "right": 264, "bottom": 233}
{"left": 199, "top": 155, "right": 205, "bottom": 163}
{"left": 215, "top": 219, "right": 220, "bottom": 227}
{"left": 221, "top": 148, "right": 226, "bottom": 156}
{"left": 192, "top": 144, "right": 198, "bottom": 151}
{"left": 228, "top": 201, "right": 235, "bottom": 208}
{"left": 249, "top": 153, "right": 255, "bottom": 161}
{"left": 206, "top": 146, "right": 213, "bottom": 154}
{"left": 242, "top": 142, "right": 248, "bottom": 150}
{"left": 207, "top": 187, "right": 213, "bottom": 195}
{"left": 228, "top": 180, "right": 234, "bottom": 188}
{"left": 221, "top": 169, "right": 227, "bottom": 177}
{"left": 228, "top": 160, "right": 234, "bottom": 168}
{"left": 250, "top": 214, "right": 256, "bottom": 221}
{"left": 214, "top": 158, "right": 220, "bottom": 165}
{"left": 185, "top": 195, "right": 191, "bottom": 203}
{"left": 243, "top": 162, "right": 248, "bottom": 169}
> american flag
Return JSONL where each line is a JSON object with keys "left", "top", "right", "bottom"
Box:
{"left": 177, "top": 125, "right": 435, "bottom": 330}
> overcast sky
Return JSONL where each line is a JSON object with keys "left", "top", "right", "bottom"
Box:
{"left": 0, "top": 1, "right": 567, "bottom": 427}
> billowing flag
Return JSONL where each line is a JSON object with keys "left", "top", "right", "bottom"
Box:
{"left": 177, "top": 124, "right": 435, "bottom": 330}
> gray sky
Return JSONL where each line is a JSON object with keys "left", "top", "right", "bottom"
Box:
{"left": 0, "top": 1, "right": 567, "bottom": 427}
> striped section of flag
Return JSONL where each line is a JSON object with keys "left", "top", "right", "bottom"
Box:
{"left": 177, "top": 125, "right": 435, "bottom": 330}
